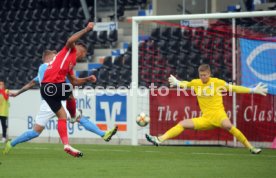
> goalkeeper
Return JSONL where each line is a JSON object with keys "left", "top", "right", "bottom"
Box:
{"left": 146, "top": 64, "right": 267, "bottom": 154}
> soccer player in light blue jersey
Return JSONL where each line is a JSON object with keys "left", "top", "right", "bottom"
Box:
{"left": 3, "top": 50, "right": 117, "bottom": 156}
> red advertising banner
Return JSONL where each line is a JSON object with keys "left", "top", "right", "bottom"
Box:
{"left": 150, "top": 89, "right": 276, "bottom": 142}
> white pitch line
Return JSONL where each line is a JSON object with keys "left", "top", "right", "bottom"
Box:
{"left": 192, "top": 152, "right": 276, "bottom": 158}
{"left": 4, "top": 145, "right": 276, "bottom": 158}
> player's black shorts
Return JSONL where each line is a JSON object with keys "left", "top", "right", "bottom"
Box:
{"left": 40, "top": 82, "right": 73, "bottom": 113}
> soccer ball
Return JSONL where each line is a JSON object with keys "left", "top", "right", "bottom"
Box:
{"left": 136, "top": 112, "right": 150, "bottom": 127}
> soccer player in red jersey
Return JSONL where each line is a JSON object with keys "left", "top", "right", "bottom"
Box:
{"left": 40, "top": 22, "right": 96, "bottom": 157}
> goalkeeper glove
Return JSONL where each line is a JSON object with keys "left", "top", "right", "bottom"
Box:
{"left": 168, "top": 75, "right": 180, "bottom": 87}
{"left": 251, "top": 82, "right": 268, "bottom": 96}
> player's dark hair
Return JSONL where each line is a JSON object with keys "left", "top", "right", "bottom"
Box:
{"left": 76, "top": 42, "right": 88, "bottom": 51}
{"left": 198, "top": 64, "right": 211, "bottom": 73}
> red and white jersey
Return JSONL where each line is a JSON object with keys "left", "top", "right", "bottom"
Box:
{"left": 42, "top": 46, "right": 76, "bottom": 83}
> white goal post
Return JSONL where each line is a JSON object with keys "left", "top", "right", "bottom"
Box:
{"left": 131, "top": 11, "right": 276, "bottom": 146}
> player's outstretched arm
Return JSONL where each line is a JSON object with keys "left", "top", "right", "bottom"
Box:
{"left": 226, "top": 82, "right": 268, "bottom": 96}
{"left": 66, "top": 22, "right": 94, "bottom": 49}
{"left": 168, "top": 75, "right": 190, "bottom": 88}
{"left": 250, "top": 82, "right": 268, "bottom": 96}
{"left": 67, "top": 74, "right": 97, "bottom": 86}
{"left": 9, "top": 80, "right": 37, "bottom": 97}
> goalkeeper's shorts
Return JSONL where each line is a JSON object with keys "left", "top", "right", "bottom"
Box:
{"left": 192, "top": 110, "right": 228, "bottom": 130}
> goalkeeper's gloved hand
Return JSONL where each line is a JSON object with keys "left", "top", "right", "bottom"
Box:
{"left": 168, "top": 75, "right": 180, "bottom": 87}
{"left": 251, "top": 82, "right": 268, "bottom": 96}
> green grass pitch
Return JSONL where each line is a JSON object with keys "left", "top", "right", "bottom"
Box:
{"left": 0, "top": 143, "right": 275, "bottom": 178}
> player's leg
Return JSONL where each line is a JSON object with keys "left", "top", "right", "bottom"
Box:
{"left": 56, "top": 106, "right": 70, "bottom": 145}
{"left": 0, "top": 116, "right": 8, "bottom": 142}
{"left": 41, "top": 83, "right": 82, "bottom": 157}
{"left": 78, "top": 116, "right": 118, "bottom": 141}
{"left": 66, "top": 94, "right": 77, "bottom": 118}
{"left": 146, "top": 117, "right": 213, "bottom": 146}
{"left": 3, "top": 102, "right": 53, "bottom": 155}
{"left": 146, "top": 118, "right": 195, "bottom": 146}
{"left": 221, "top": 119, "right": 261, "bottom": 154}
{"left": 3, "top": 124, "right": 43, "bottom": 155}
{"left": 55, "top": 106, "right": 83, "bottom": 157}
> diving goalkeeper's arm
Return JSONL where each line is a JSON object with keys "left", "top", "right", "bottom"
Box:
{"left": 168, "top": 75, "right": 190, "bottom": 88}
{"left": 226, "top": 82, "right": 268, "bottom": 96}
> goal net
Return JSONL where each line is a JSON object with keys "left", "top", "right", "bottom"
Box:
{"left": 131, "top": 11, "right": 276, "bottom": 148}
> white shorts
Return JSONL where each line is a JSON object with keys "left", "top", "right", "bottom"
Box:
{"left": 35, "top": 100, "right": 70, "bottom": 127}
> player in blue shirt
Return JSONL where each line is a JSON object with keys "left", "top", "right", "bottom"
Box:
{"left": 3, "top": 50, "right": 117, "bottom": 156}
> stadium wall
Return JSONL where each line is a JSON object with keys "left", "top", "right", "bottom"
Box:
{"left": 8, "top": 90, "right": 149, "bottom": 145}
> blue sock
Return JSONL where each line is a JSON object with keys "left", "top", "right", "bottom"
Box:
{"left": 11, "top": 130, "right": 40, "bottom": 147}
{"left": 79, "top": 117, "right": 105, "bottom": 137}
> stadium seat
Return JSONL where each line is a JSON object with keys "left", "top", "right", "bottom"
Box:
{"left": 108, "top": 70, "right": 120, "bottom": 87}
{"left": 123, "top": 54, "right": 132, "bottom": 70}
{"left": 160, "top": 27, "right": 171, "bottom": 41}
{"left": 12, "top": 33, "right": 22, "bottom": 45}
{"left": 17, "top": 21, "right": 27, "bottom": 33}
{"left": 49, "top": 8, "right": 59, "bottom": 20}
{"left": 27, "top": 21, "right": 37, "bottom": 33}
{"left": 179, "top": 39, "right": 191, "bottom": 53}
{"left": 9, "top": 22, "right": 18, "bottom": 33}
{"left": 35, "top": 20, "right": 46, "bottom": 33}
{"left": 76, "top": 7, "right": 85, "bottom": 19}
{"left": 72, "top": 19, "right": 84, "bottom": 31}
{"left": 182, "top": 29, "right": 192, "bottom": 40}
{"left": 102, "top": 56, "right": 113, "bottom": 70}
{"left": 86, "top": 30, "right": 98, "bottom": 44}
{"left": 19, "top": 0, "right": 29, "bottom": 9}
{"left": 213, "top": 38, "right": 224, "bottom": 52}
{"left": 31, "top": 9, "right": 41, "bottom": 20}
{"left": 150, "top": 27, "right": 160, "bottom": 41}
{"left": 171, "top": 28, "right": 182, "bottom": 41}
{"left": 30, "top": 59, "right": 42, "bottom": 71}
{"left": 0, "top": 22, "right": 9, "bottom": 34}
{"left": 177, "top": 52, "right": 188, "bottom": 67}
{"left": 157, "top": 40, "right": 168, "bottom": 55}
{"left": 0, "top": 46, "right": 9, "bottom": 58}
{"left": 67, "top": 7, "right": 77, "bottom": 19}
{"left": 168, "top": 40, "right": 179, "bottom": 54}
{"left": 48, "top": 32, "right": 59, "bottom": 44}
{"left": 23, "top": 9, "right": 33, "bottom": 21}
{"left": 27, "top": 0, "right": 37, "bottom": 9}
{"left": 98, "top": 31, "right": 108, "bottom": 44}
{"left": 64, "top": 19, "right": 73, "bottom": 32}
{"left": 126, "top": 43, "right": 132, "bottom": 55}
{"left": 118, "top": 68, "right": 131, "bottom": 87}
{"left": 127, "top": 0, "right": 137, "bottom": 5}
{"left": 2, "top": 58, "right": 12, "bottom": 73}
{"left": 166, "top": 53, "right": 178, "bottom": 69}
{"left": 3, "top": 33, "right": 12, "bottom": 46}
{"left": 116, "top": 5, "right": 125, "bottom": 18}
{"left": 113, "top": 55, "right": 123, "bottom": 70}
{"left": 137, "top": 0, "right": 147, "bottom": 6}
{"left": 2, "top": 0, "right": 11, "bottom": 10}
{"left": 108, "top": 29, "right": 118, "bottom": 44}
{"left": 7, "top": 10, "right": 16, "bottom": 22}
{"left": 38, "top": 32, "right": 49, "bottom": 45}
{"left": 58, "top": 7, "right": 69, "bottom": 19}
{"left": 97, "top": 68, "right": 109, "bottom": 88}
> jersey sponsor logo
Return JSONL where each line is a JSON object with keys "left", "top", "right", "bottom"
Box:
{"left": 95, "top": 94, "right": 127, "bottom": 131}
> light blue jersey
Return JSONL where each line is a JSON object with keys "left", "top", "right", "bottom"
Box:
{"left": 33, "top": 63, "right": 49, "bottom": 85}
{"left": 33, "top": 63, "right": 71, "bottom": 85}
